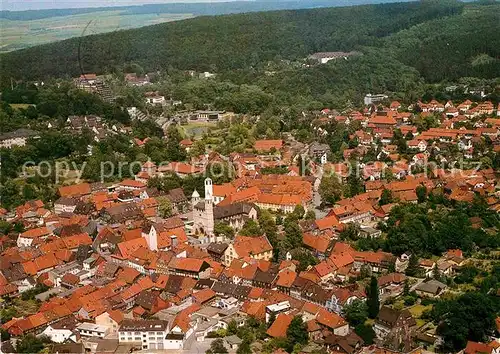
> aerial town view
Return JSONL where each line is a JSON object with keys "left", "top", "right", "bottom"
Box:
{"left": 0, "top": 0, "right": 499, "bottom": 353}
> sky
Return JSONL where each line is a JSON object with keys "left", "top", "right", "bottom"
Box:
{"left": 2, "top": 0, "right": 237, "bottom": 11}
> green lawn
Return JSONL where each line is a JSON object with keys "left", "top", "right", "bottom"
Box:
{"left": 408, "top": 304, "right": 432, "bottom": 318}
{"left": 180, "top": 122, "right": 217, "bottom": 139}
{"left": 9, "top": 103, "right": 33, "bottom": 109}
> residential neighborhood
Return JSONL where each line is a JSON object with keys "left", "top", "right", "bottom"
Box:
{"left": 1, "top": 84, "right": 500, "bottom": 354}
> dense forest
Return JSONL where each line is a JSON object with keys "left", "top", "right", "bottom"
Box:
{"left": 3, "top": 0, "right": 498, "bottom": 88}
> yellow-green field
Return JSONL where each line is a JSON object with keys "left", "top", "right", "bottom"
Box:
{"left": 0, "top": 11, "right": 193, "bottom": 52}
{"left": 9, "top": 103, "right": 33, "bottom": 109}
{"left": 179, "top": 122, "right": 217, "bottom": 139}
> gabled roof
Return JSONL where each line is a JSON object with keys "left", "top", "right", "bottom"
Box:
{"left": 316, "top": 308, "right": 346, "bottom": 329}
{"left": 168, "top": 257, "right": 209, "bottom": 273}
{"left": 63, "top": 233, "right": 92, "bottom": 249}
{"left": 233, "top": 235, "right": 273, "bottom": 257}
{"left": 275, "top": 269, "right": 297, "bottom": 288}
{"left": 464, "top": 341, "right": 493, "bottom": 354}
{"left": 116, "top": 238, "right": 148, "bottom": 259}
{"left": 192, "top": 288, "right": 216, "bottom": 304}
{"left": 213, "top": 183, "right": 237, "bottom": 197}
{"left": 266, "top": 313, "right": 293, "bottom": 338}
{"left": 254, "top": 140, "right": 283, "bottom": 152}
{"left": 59, "top": 183, "right": 91, "bottom": 197}
{"left": 315, "top": 215, "right": 341, "bottom": 231}
{"left": 20, "top": 227, "right": 51, "bottom": 239}
{"left": 328, "top": 252, "right": 354, "bottom": 269}
{"left": 303, "top": 233, "right": 330, "bottom": 254}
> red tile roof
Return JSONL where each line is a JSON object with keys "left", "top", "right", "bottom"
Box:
{"left": 63, "top": 233, "right": 92, "bottom": 249}
{"left": 254, "top": 140, "right": 283, "bottom": 152}
{"left": 233, "top": 235, "right": 273, "bottom": 257}
{"left": 116, "top": 238, "right": 148, "bottom": 259}
{"left": 169, "top": 257, "right": 208, "bottom": 272}
{"left": 20, "top": 227, "right": 50, "bottom": 239}
{"left": 59, "top": 183, "right": 91, "bottom": 197}
{"left": 316, "top": 308, "right": 346, "bottom": 329}
{"left": 213, "top": 183, "right": 237, "bottom": 197}
{"left": 193, "top": 288, "right": 216, "bottom": 304}
{"left": 464, "top": 341, "right": 493, "bottom": 354}
{"left": 275, "top": 269, "right": 297, "bottom": 288}
{"left": 266, "top": 313, "right": 293, "bottom": 338}
{"left": 303, "top": 233, "right": 330, "bottom": 254}
{"left": 315, "top": 216, "right": 341, "bottom": 231}
{"left": 120, "top": 179, "right": 146, "bottom": 188}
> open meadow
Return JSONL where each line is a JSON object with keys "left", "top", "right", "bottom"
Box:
{"left": 0, "top": 10, "right": 193, "bottom": 52}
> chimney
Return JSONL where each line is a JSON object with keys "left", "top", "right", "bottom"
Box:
{"left": 170, "top": 235, "right": 178, "bottom": 248}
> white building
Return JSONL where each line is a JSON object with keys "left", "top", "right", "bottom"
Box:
{"left": 0, "top": 128, "right": 40, "bottom": 148}
{"left": 308, "top": 51, "right": 358, "bottom": 64}
{"left": 364, "top": 94, "right": 389, "bottom": 105}
{"left": 77, "top": 323, "right": 109, "bottom": 338}
{"left": 118, "top": 319, "right": 169, "bottom": 350}
{"left": 265, "top": 301, "right": 291, "bottom": 323}
{"left": 40, "top": 317, "right": 79, "bottom": 343}
{"left": 145, "top": 95, "right": 166, "bottom": 106}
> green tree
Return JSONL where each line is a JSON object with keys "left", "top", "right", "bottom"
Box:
{"left": 432, "top": 263, "right": 443, "bottom": 281}
{"left": 291, "top": 248, "right": 318, "bottom": 272}
{"left": 206, "top": 338, "right": 228, "bottom": 354}
{"left": 239, "top": 219, "right": 262, "bottom": 236}
{"left": 339, "top": 223, "right": 360, "bottom": 241}
{"left": 258, "top": 210, "right": 278, "bottom": 245}
{"left": 286, "top": 316, "right": 309, "bottom": 348}
{"left": 297, "top": 154, "right": 305, "bottom": 176}
{"left": 432, "top": 292, "right": 498, "bottom": 352}
{"left": 267, "top": 312, "right": 276, "bottom": 328}
{"left": 190, "top": 140, "right": 206, "bottom": 157}
{"left": 236, "top": 340, "right": 252, "bottom": 354}
{"left": 366, "top": 276, "right": 380, "bottom": 319}
{"left": 405, "top": 254, "right": 420, "bottom": 277}
{"left": 165, "top": 124, "right": 187, "bottom": 162}
{"left": 304, "top": 210, "right": 316, "bottom": 221}
{"left": 345, "top": 173, "right": 363, "bottom": 198}
{"left": 206, "top": 161, "right": 234, "bottom": 184}
{"left": 355, "top": 324, "right": 375, "bottom": 345}
{"left": 15, "top": 335, "right": 50, "bottom": 353}
{"left": 343, "top": 299, "right": 369, "bottom": 326}
{"left": 403, "top": 279, "right": 410, "bottom": 296}
{"left": 157, "top": 196, "right": 173, "bottom": 218}
{"left": 0, "top": 328, "right": 10, "bottom": 341}
{"left": 292, "top": 204, "right": 305, "bottom": 219}
{"left": 283, "top": 218, "right": 303, "bottom": 250}
{"left": 416, "top": 185, "right": 427, "bottom": 203}
{"left": 214, "top": 222, "right": 235, "bottom": 240}
{"left": 319, "top": 174, "right": 343, "bottom": 204}
{"left": 227, "top": 320, "right": 238, "bottom": 335}
{"left": 379, "top": 189, "right": 393, "bottom": 206}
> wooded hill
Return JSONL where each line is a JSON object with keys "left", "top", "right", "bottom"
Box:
{"left": 0, "top": 0, "right": 498, "bottom": 88}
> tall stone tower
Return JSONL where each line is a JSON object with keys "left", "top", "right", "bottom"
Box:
{"left": 204, "top": 178, "right": 214, "bottom": 235}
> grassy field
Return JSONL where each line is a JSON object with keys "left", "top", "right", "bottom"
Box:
{"left": 180, "top": 122, "right": 217, "bottom": 139}
{"left": 0, "top": 11, "right": 193, "bottom": 53}
{"left": 9, "top": 103, "right": 33, "bottom": 109}
{"left": 408, "top": 304, "right": 433, "bottom": 327}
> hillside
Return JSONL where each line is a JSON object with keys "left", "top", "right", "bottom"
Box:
{"left": 0, "top": 0, "right": 475, "bottom": 87}
{"left": 385, "top": 3, "right": 500, "bottom": 81}
{"left": 0, "top": 0, "right": 415, "bottom": 53}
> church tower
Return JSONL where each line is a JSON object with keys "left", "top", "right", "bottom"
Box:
{"left": 204, "top": 178, "right": 214, "bottom": 236}
{"left": 191, "top": 189, "right": 200, "bottom": 206}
